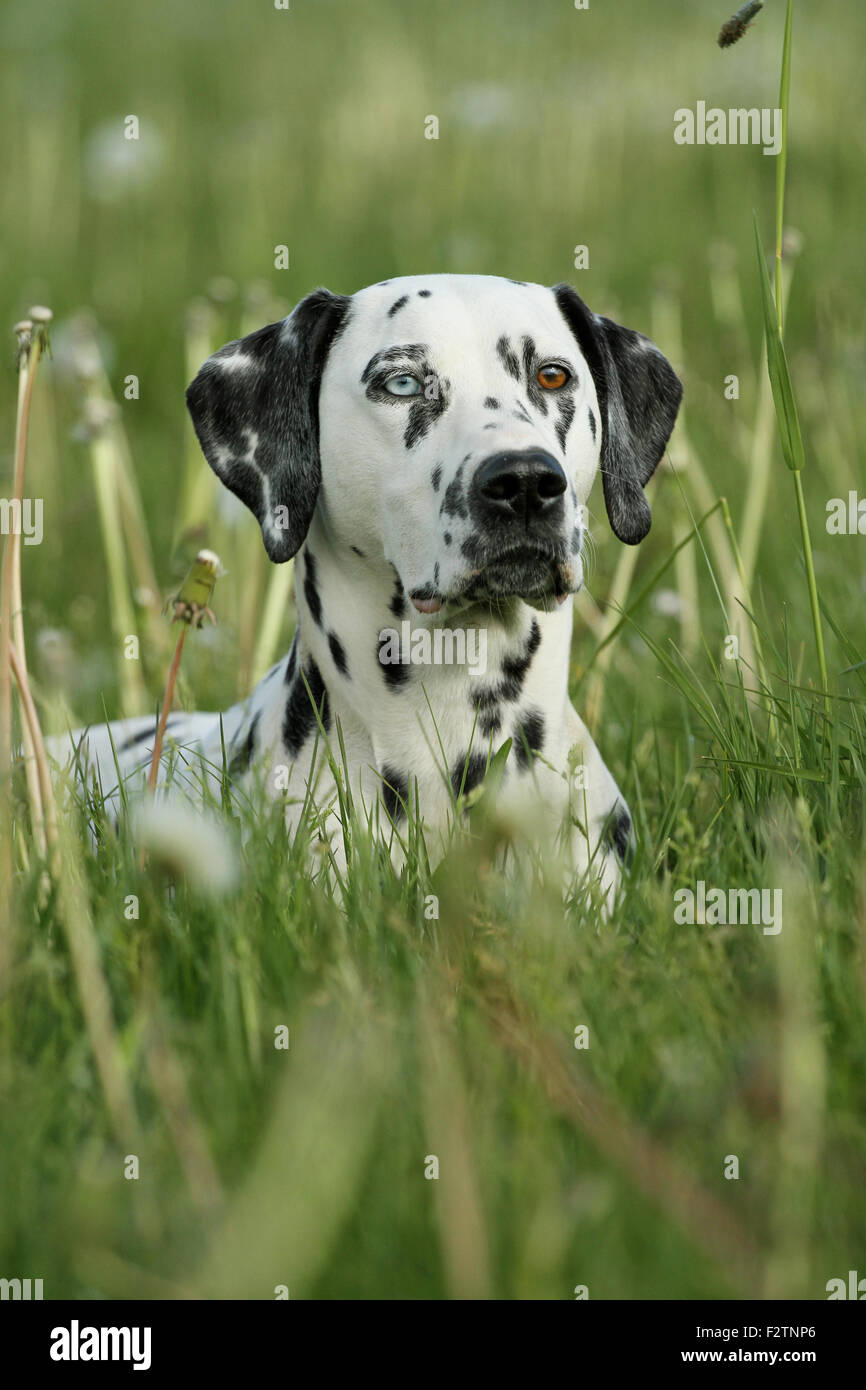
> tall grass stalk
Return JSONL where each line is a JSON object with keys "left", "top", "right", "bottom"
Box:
{"left": 175, "top": 298, "right": 218, "bottom": 548}
{"left": 763, "top": 0, "right": 828, "bottom": 706}
{"left": 145, "top": 550, "right": 221, "bottom": 800}
{"left": 739, "top": 257, "right": 793, "bottom": 586}
{"left": 1, "top": 319, "right": 46, "bottom": 847}
{"left": 0, "top": 311, "right": 57, "bottom": 947}
{"left": 775, "top": 2, "right": 793, "bottom": 328}
{"left": 8, "top": 643, "right": 58, "bottom": 860}
{"left": 85, "top": 397, "right": 148, "bottom": 718}
{"left": 146, "top": 627, "right": 187, "bottom": 796}
{"left": 580, "top": 510, "right": 648, "bottom": 735}
{"left": 652, "top": 282, "right": 765, "bottom": 681}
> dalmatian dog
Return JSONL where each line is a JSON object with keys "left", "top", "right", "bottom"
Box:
{"left": 59, "top": 275, "right": 681, "bottom": 897}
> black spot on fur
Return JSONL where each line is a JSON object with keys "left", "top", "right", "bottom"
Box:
{"left": 389, "top": 574, "right": 407, "bottom": 619}
{"left": 483, "top": 422, "right": 498, "bottom": 430}
{"left": 588, "top": 406, "right": 597, "bottom": 442}
{"left": 328, "top": 630, "right": 349, "bottom": 677}
{"left": 451, "top": 751, "right": 487, "bottom": 800}
{"left": 382, "top": 661, "right": 410, "bottom": 690}
{"left": 282, "top": 658, "right": 330, "bottom": 756}
{"left": 378, "top": 632, "right": 410, "bottom": 689}
{"left": 417, "top": 289, "right": 432, "bottom": 298}
{"left": 522, "top": 336, "right": 549, "bottom": 416}
{"left": 117, "top": 723, "right": 159, "bottom": 753}
{"left": 484, "top": 397, "right": 500, "bottom": 410}
{"left": 441, "top": 472, "right": 468, "bottom": 520}
{"left": 381, "top": 766, "right": 409, "bottom": 823}
{"left": 431, "top": 464, "right": 442, "bottom": 492}
{"left": 351, "top": 545, "right": 366, "bottom": 558}
{"left": 554, "top": 395, "right": 576, "bottom": 451}
{"left": 603, "top": 802, "right": 633, "bottom": 866}
{"left": 433, "top": 561, "right": 440, "bottom": 586}
{"left": 470, "top": 619, "right": 541, "bottom": 742}
{"left": 228, "top": 711, "right": 261, "bottom": 777}
{"left": 388, "top": 295, "right": 409, "bottom": 317}
{"left": 512, "top": 398, "right": 532, "bottom": 425}
{"left": 479, "top": 704, "right": 502, "bottom": 737}
{"left": 404, "top": 374, "right": 450, "bottom": 451}
{"left": 500, "top": 618, "right": 541, "bottom": 701}
{"left": 496, "top": 335, "right": 521, "bottom": 382}
{"left": 284, "top": 639, "right": 298, "bottom": 683}
{"left": 513, "top": 708, "right": 545, "bottom": 769}
{"left": 443, "top": 531, "right": 452, "bottom": 546}
{"left": 460, "top": 532, "right": 483, "bottom": 565}
{"left": 302, "top": 549, "right": 323, "bottom": 628}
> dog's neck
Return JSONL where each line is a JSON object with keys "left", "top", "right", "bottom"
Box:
{"left": 285, "top": 514, "right": 574, "bottom": 751}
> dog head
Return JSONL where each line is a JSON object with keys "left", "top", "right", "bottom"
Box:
{"left": 187, "top": 274, "right": 682, "bottom": 615}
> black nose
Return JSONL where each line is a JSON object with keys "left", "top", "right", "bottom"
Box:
{"left": 474, "top": 449, "right": 568, "bottom": 522}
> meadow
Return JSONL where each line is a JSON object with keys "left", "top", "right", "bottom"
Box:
{"left": 0, "top": 0, "right": 864, "bottom": 1299}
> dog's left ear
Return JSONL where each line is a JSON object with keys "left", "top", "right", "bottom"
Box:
{"left": 186, "top": 287, "right": 351, "bottom": 562}
{"left": 553, "top": 283, "right": 682, "bottom": 544}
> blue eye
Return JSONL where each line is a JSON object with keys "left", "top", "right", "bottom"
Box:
{"left": 384, "top": 373, "right": 422, "bottom": 397}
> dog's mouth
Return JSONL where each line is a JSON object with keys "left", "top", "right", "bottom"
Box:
{"left": 409, "top": 544, "right": 580, "bottom": 615}
{"left": 485, "top": 544, "right": 564, "bottom": 586}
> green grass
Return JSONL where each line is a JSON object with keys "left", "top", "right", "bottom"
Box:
{"left": 1, "top": 0, "right": 865, "bottom": 1299}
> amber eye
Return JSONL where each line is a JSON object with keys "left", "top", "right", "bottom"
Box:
{"left": 537, "top": 363, "right": 569, "bottom": 390}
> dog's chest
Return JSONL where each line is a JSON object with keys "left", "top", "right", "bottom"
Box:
{"left": 244, "top": 601, "right": 573, "bottom": 828}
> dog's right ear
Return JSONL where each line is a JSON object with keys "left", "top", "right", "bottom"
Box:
{"left": 553, "top": 283, "right": 682, "bottom": 545}
{"left": 186, "top": 287, "right": 351, "bottom": 562}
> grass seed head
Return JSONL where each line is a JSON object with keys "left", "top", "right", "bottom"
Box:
{"left": 169, "top": 548, "right": 223, "bottom": 627}
{"left": 718, "top": 0, "right": 764, "bottom": 48}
